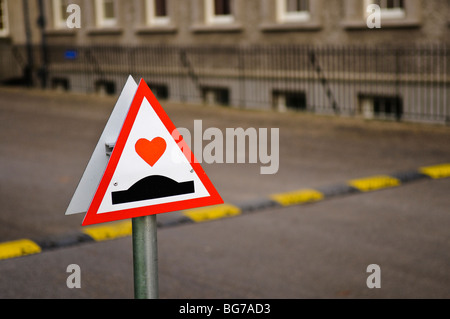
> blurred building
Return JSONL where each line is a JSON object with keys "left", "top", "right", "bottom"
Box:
{"left": 2, "top": 0, "right": 449, "bottom": 46}
{"left": 1, "top": 0, "right": 449, "bottom": 123}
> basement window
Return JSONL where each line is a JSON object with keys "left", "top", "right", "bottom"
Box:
{"left": 95, "top": 80, "right": 116, "bottom": 95}
{"left": 51, "top": 77, "right": 69, "bottom": 91}
{"left": 149, "top": 83, "right": 169, "bottom": 100}
{"left": 202, "top": 86, "right": 230, "bottom": 106}
{"left": 273, "top": 90, "right": 307, "bottom": 112}
{"left": 359, "top": 95, "right": 403, "bottom": 120}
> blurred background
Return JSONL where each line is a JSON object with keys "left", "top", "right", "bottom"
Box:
{"left": 0, "top": 0, "right": 449, "bottom": 122}
{"left": 0, "top": 0, "right": 449, "bottom": 299}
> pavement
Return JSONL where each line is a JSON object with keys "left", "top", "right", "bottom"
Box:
{"left": 0, "top": 87, "right": 449, "bottom": 299}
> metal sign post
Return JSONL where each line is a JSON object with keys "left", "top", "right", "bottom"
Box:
{"left": 65, "top": 78, "right": 222, "bottom": 299}
{"left": 132, "top": 215, "right": 159, "bottom": 299}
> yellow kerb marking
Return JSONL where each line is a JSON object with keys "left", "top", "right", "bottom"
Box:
{"left": 184, "top": 204, "right": 241, "bottom": 222}
{"left": 83, "top": 220, "right": 132, "bottom": 241}
{"left": 419, "top": 163, "right": 450, "bottom": 179}
{"left": 348, "top": 175, "right": 400, "bottom": 192}
{"left": 271, "top": 189, "right": 324, "bottom": 206}
{"left": 0, "top": 239, "right": 42, "bottom": 260}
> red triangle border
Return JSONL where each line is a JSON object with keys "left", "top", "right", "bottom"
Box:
{"left": 82, "top": 79, "right": 223, "bottom": 226}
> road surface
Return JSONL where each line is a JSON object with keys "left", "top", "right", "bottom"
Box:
{"left": 0, "top": 87, "right": 449, "bottom": 299}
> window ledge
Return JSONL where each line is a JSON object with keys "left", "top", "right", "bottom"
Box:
{"left": 260, "top": 21, "right": 322, "bottom": 32}
{"left": 86, "top": 27, "right": 123, "bottom": 35}
{"left": 45, "top": 28, "right": 77, "bottom": 36}
{"left": 341, "top": 19, "right": 421, "bottom": 30}
{"left": 135, "top": 25, "right": 177, "bottom": 35}
{"left": 190, "top": 23, "right": 243, "bottom": 33}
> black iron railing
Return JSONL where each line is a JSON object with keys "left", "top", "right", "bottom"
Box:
{"left": 1, "top": 43, "right": 449, "bottom": 123}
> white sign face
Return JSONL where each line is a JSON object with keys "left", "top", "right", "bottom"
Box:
{"left": 96, "top": 97, "right": 210, "bottom": 214}
{"left": 65, "top": 76, "right": 138, "bottom": 215}
{"left": 82, "top": 79, "right": 222, "bottom": 225}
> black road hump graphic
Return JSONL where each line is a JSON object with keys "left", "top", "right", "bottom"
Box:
{"left": 111, "top": 175, "right": 195, "bottom": 205}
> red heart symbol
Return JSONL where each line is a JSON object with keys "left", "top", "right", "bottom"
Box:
{"left": 135, "top": 137, "right": 166, "bottom": 167}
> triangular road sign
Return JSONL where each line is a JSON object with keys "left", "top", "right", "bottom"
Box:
{"left": 82, "top": 79, "right": 223, "bottom": 226}
{"left": 66, "top": 75, "right": 138, "bottom": 216}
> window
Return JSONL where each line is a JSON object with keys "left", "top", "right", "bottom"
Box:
{"left": 359, "top": 95, "right": 403, "bottom": 121}
{"left": 52, "top": 78, "right": 70, "bottom": 91}
{"left": 375, "top": 0, "right": 404, "bottom": 10}
{"left": 343, "top": 0, "right": 418, "bottom": 30}
{"left": 365, "top": 0, "right": 405, "bottom": 20}
{"left": 149, "top": 83, "right": 169, "bottom": 100}
{"left": 95, "top": 0, "right": 117, "bottom": 27}
{"left": 205, "top": 0, "right": 234, "bottom": 24}
{"left": 95, "top": 79, "right": 116, "bottom": 95}
{"left": 273, "top": 90, "right": 307, "bottom": 112}
{"left": 202, "top": 86, "right": 230, "bottom": 106}
{"left": 277, "top": 0, "right": 310, "bottom": 23}
{"left": 0, "top": 0, "right": 9, "bottom": 36}
{"left": 146, "top": 0, "right": 170, "bottom": 26}
{"left": 53, "top": 0, "right": 71, "bottom": 29}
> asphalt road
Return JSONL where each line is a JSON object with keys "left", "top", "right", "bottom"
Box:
{"left": 0, "top": 87, "right": 449, "bottom": 299}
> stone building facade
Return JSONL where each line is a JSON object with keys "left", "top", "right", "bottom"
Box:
{"left": 1, "top": 0, "right": 449, "bottom": 122}
{"left": 2, "top": 0, "right": 449, "bottom": 46}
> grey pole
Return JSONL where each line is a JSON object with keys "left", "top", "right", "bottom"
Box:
{"left": 132, "top": 215, "right": 159, "bottom": 299}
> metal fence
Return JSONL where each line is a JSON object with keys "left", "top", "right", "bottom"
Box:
{"left": 1, "top": 43, "right": 449, "bottom": 124}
